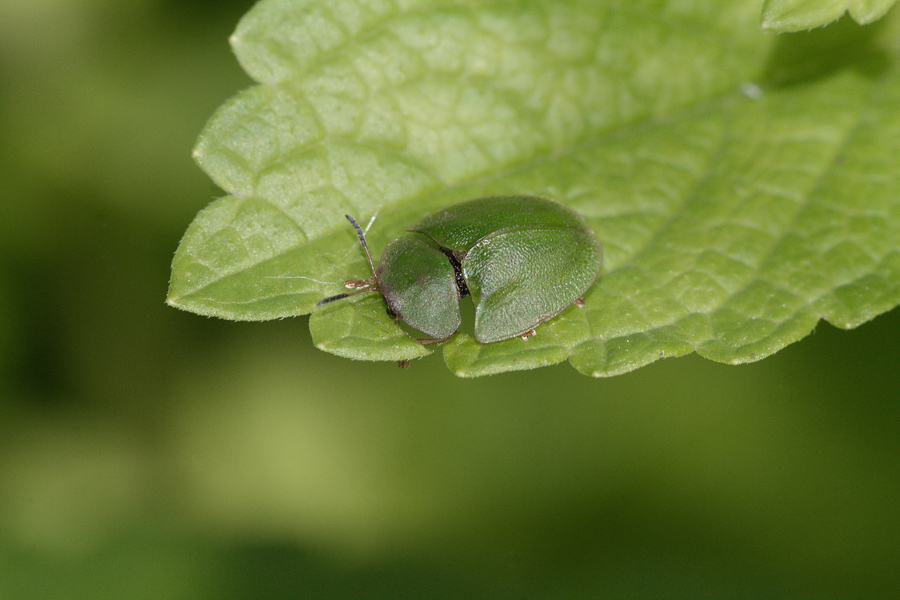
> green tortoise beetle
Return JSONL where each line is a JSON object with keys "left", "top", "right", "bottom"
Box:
{"left": 318, "top": 195, "right": 603, "bottom": 344}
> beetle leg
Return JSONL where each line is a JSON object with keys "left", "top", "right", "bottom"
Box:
{"left": 345, "top": 276, "right": 376, "bottom": 289}
{"left": 397, "top": 359, "right": 411, "bottom": 369}
{"left": 521, "top": 329, "right": 536, "bottom": 340}
{"left": 574, "top": 297, "right": 585, "bottom": 307}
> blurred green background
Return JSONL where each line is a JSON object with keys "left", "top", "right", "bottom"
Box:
{"left": 2, "top": 1, "right": 899, "bottom": 598}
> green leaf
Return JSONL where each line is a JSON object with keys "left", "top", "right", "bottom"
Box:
{"left": 310, "top": 293, "right": 432, "bottom": 361}
{"left": 169, "top": 0, "right": 900, "bottom": 377}
{"left": 761, "top": 0, "right": 896, "bottom": 31}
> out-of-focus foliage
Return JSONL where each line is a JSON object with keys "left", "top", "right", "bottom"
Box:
{"left": 2, "top": 1, "right": 900, "bottom": 599}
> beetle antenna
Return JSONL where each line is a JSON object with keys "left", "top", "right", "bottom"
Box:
{"left": 346, "top": 214, "right": 376, "bottom": 277}
{"left": 316, "top": 214, "right": 380, "bottom": 307}
{"left": 316, "top": 287, "right": 373, "bottom": 306}
{"left": 363, "top": 210, "right": 378, "bottom": 235}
